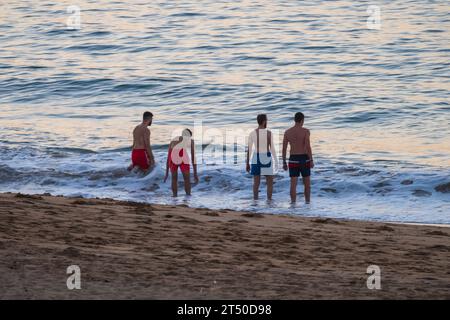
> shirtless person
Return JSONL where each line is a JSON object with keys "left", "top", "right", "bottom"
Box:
{"left": 163, "top": 129, "right": 199, "bottom": 197}
{"left": 282, "top": 112, "right": 314, "bottom": 203}
{"left": 129, "top": 111, "right": 155, "bottom": 172}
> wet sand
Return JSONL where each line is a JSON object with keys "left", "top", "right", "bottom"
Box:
{"left": 0, "top": 192, "right": 449, "bottom": 299}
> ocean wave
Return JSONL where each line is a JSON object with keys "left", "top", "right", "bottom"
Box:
{"left": 0, "top": 145, "right": 449, "bottom": 224}
{"left": 46, "top": 147, "right": 98, "bottom": 154}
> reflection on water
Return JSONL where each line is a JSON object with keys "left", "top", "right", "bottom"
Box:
{"left": 0, "top": 0, "right": 449, "bottom": 223}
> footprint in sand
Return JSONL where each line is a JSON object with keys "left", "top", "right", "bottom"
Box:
{"left": 15, "top": 193, "right": 43, "bottom": 200}
{"left": 312, "top": 218, "right": 340, "bottom": 224}
{"left": 72, "top": 199, "right": 101, "bottom": 205}
{"left": 369, "top": 225, "right": 395, "bottom": 232}
{"left": 279, "top": 235, "right": 298, "bottom": 244}
{"left": 202, "top": 211, "right": 220, "bottom": 217}
{"left": 241, "top": 213, "right": 264, "bottom": 218}
{"left": 228, "top": 219, "right": 248, "bottom": 224}
{"left": 425, "top": 230, "right": 448, "bottom": 237}
{"left": 61, "top": 246, "right": 81, "bottom": 257}
{"left": 427, "top": 245, "right": 450, "bottom": 252}
{"left": 175, "top": 216, "right": 201, "bottom": 224}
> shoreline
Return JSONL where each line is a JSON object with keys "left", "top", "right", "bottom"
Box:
{"left": 1, "top": 192, "right": 449, "bottom": 299}
{"left": 6, "top": 191, "right": 450, "bottom": 227}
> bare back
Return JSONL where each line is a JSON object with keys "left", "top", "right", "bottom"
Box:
{"left": 168, "top": 136, "right": 196, "bottom": 167}
{"left": 284, "top": 126, "right": 309, "bottom": 155}
{"left": 132, "top": 124, "right": 150, "bottom": 150}
{"left": 169, "top": 136, "right": 183, "bottom": 150}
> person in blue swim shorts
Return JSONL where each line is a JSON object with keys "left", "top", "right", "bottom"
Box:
{"left": 246, "top": 114, "right": 277, "bottom": 201}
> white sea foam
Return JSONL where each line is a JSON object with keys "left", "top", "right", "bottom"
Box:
{"left": 1, "top": 145, "right": 449, "bottom": 224}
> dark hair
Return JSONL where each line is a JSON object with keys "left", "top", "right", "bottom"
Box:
{"left": 183, "top": 128, "right": 192, "bottom": 136}
{"left": 257, "top": 114, "right": 267, "bottom": 125}
{"left": 294, "top": 112, "right": 304, "bottom": 123}
{"left": 143, "top": 111, "right": 153, "bottom": 121}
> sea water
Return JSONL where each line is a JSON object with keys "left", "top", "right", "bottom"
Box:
{"left": 0, "top": 1, "right": 449, "bottom": 224}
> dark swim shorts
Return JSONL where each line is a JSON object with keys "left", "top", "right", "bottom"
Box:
{"left": 288, "top": 154, "right": 311, "bottom": 177}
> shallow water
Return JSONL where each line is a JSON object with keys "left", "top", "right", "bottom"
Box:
{"left": 1, "top": 1, "right": 449, "bottom": 223}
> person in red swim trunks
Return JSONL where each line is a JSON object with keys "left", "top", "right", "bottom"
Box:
{"left": 128, "top": 111, "right": 155, "bottom": 172}
{"left": 164, "top": 128, "right": 199, "bottom": 197}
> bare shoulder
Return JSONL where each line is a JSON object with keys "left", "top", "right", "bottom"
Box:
{"left": 285, "top": 126, "right": 296, "bottom": 136}
{"left": 284, "top": 127, "right": 293, "bottom": 135}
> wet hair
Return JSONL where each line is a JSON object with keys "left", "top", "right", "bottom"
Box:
{"left": 257, "top": 114, "right": 267, "bottom": 125}
{"left": 182, "top": 128, "right": 192, "bottom": 137}
{"left": 294, "top": 112, "right": 304, "bottom": 123}
{"left": 143, "top": 111, "right": 153, "bottom": 121}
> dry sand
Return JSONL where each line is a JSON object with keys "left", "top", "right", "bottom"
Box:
{"left": 0, "top": 192, "right": 449, "bottom": 299}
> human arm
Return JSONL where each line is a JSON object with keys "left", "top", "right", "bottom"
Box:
{"left": 282, "top": 132, "right": 288, "bottom": 171}
{"left": 246, "top": 132, "right": 253, "bottom": 172}
{"left": 145, "top": 129, "right": 155, "bottom": 167}
{"left": 191, "top": 140, "right": 198, "bottom": 183}
{"left": 164, "top": 144, "right": 170, "bottom": 182}
{"left": 128, "top": 129, "right": 136, "bottom": 171}
{"left": 306, "top": 129, "right": 314, "bottom": 168}
{"left": 268, "top": 131, "right": 278, "bottom": 170}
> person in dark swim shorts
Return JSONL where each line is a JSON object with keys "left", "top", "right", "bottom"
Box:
{"left": 282, "top": 112, "right": 314, "bottom": 203}
{"left": 288, "top": 154, "right": 311, "bottom": 178}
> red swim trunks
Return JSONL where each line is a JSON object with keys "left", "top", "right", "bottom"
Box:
{"left": 168, "top": 148, "right": 190, "bottom": 173}
{"left": 131, "top": 149, "right": 149, "bottom": 170}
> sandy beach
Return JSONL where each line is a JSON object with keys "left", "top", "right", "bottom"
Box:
{"left": 0, "top": 192, "right": 449, "bottom": 299}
